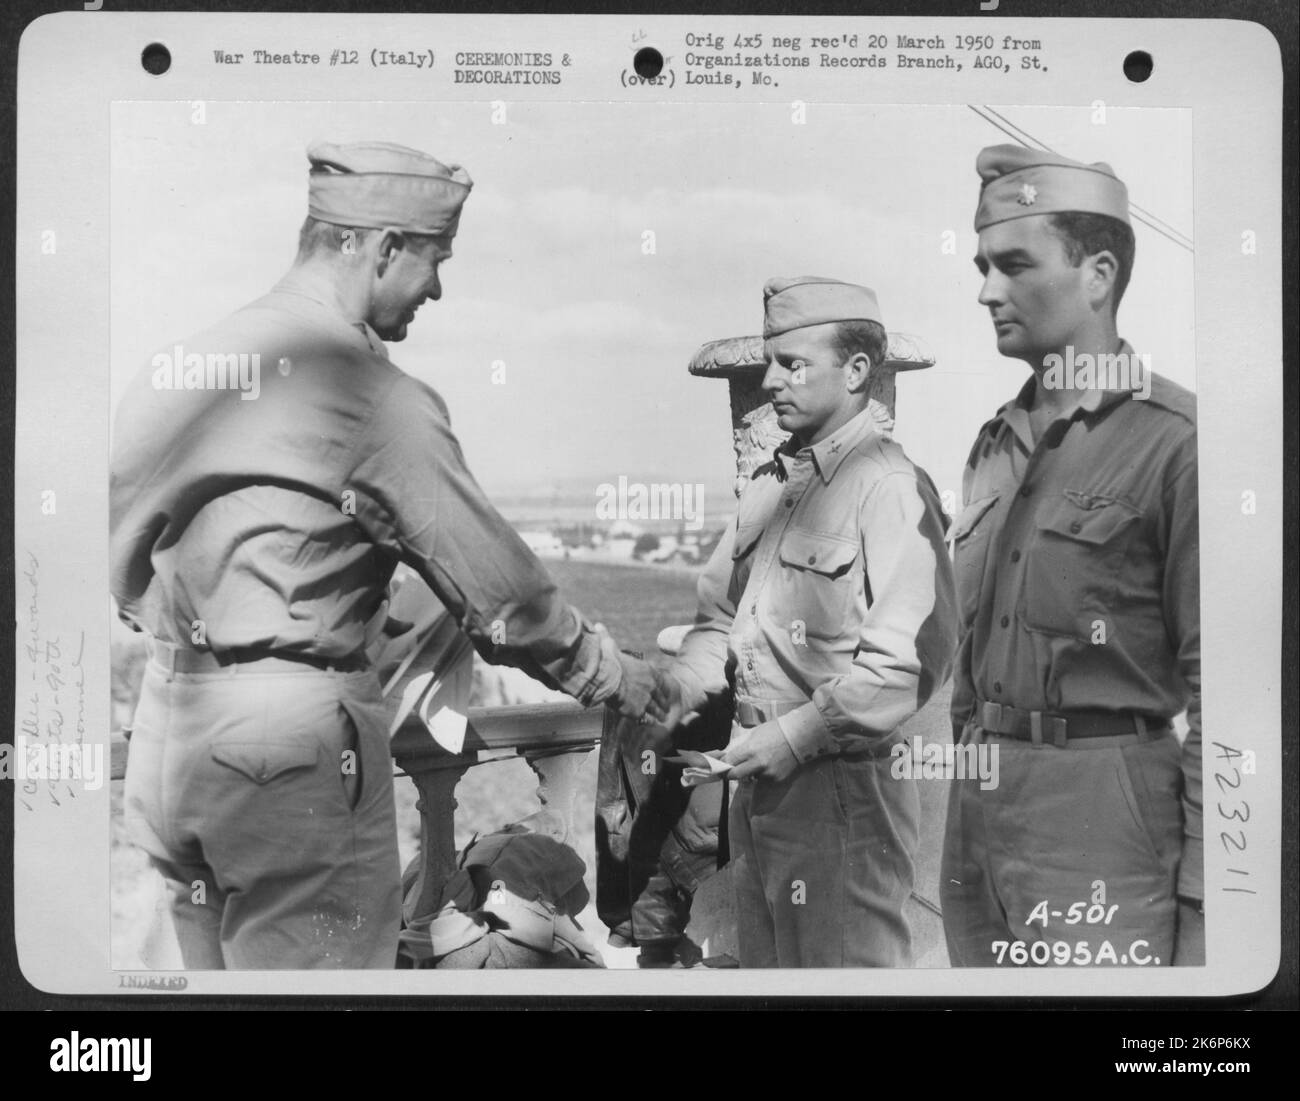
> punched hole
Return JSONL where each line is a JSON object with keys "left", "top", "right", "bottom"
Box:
{"left": 141, "top": 42, "right": 172, "bottom": 76}
{"left": 1123, "top": 50, "right": 1153, "bottom": 83}
{"left": 633, "top": 47, "right": 664, "bottom": 79}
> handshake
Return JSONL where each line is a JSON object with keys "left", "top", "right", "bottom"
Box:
{"left": 603, "top": 645, "right": 688, "bottom": 730}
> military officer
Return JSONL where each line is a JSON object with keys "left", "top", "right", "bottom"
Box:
{"left": 941, "top": 145, "right": 1203, "bottom": 967}
{"left": 663, "top": 277, "right": 957, "bottom": 967}
{"left": 111, "top": 140, "right": 663, "bottom": 969}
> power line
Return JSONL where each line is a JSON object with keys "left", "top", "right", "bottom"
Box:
{"left": 982, "top": 106, "right": 1195, "bottom": 246}
{"left": 970, "top": 105, "right": 1193, "bottom": 249}
{"left": 981, "top": 105, "right": 1047, "bottom": 150}
{"left": 967, "top": 104, "right": 1194, "bottom": 253}
{"left": 969, "top": 104, "right": 1194, "bottom": 251}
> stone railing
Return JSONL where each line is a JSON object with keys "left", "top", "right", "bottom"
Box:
{"left": 388, "top": 693, "right": 610, "bottom": 941}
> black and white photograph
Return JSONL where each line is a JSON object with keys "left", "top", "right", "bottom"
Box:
{"left": 8, "top": 9, "right": 1287, "bottom": 1008}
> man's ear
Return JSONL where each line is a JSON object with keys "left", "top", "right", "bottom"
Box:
{"left": 374, "top": 227, "right": 407, "bottom": 277}
{"left": 1085, "top": 248, "right": 1119, "bottom": 310}
{"left": 843, "top": 351, "right": 873, "bottom": 394}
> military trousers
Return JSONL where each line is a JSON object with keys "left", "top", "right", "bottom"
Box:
{"left": 940, "top": 723, "right": 1184, "bottom": 968}
{"left": 728, "top": 751, "right": 920, "bottom": 968}
{"left": 123, "top": 653, "right": 402, "bottom": 969}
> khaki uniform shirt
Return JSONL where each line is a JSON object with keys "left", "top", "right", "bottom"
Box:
{"left": 110, "top": 270, "right": 620, "bottom": 705}
{"left": 949, "top": 359, "right": 1202, "bottom": 897}
{"left": 673, "top": 406, "right": 957, "bottom": 761}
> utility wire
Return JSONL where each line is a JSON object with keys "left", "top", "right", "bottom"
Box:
{"left": 967, "top": 104, "right": 1194, "bottom": 253}
{"left": 982, "top": 106, "right": 1195, "bottom": 246}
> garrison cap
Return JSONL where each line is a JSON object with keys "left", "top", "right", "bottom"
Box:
{"left": 762, "top": 276, "right": 884, "bottom": 338}
{"left": 974, "top": 143, "right": 1129, "bottom": 231}
{"left": 306, "top": 139, "right": 473, "bottom": 237}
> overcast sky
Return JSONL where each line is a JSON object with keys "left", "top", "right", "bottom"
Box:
{"left": 111, "top": 99, "right": 1194, "bottom": 520}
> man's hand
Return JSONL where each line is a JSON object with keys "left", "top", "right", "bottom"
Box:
{"left": 646, "top": 668, "right": 686, "bottom": 728}
{"left": 1172, "top": 897, "right": 1205, "bottom": 966}
{"left": 606, "top": 651, "right": 659, "bottom": 721}
{"left": 723, "top": 720, "right": 799, "bottom": 782}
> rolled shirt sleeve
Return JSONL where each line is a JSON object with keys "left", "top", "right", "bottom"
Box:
{"left": 347, "top": 375, "right": 622, "bottom": 706}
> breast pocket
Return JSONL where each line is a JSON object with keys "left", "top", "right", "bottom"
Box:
{"left": 948, "top": 494, "right": 1000, "bottom": 628}
{"left": 1023, "top": 491, "right": 1142, "bottom": 640}
{"left": 777, "top": 528, "right": 860, "bottom": 648}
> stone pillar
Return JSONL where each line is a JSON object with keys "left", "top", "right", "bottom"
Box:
{"left": 394, "top": 758, "right": 472, "bottom": 927}
{"left": 519, "top": 747, "right": 592, "bottom": 846}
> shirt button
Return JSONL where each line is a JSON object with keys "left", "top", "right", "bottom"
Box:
{"left": 993, "top": 681, "right": 1002, "bottom": 694}
{"left": 785, "top": 499, "right": 794, "bottom": 508}
{"left": 807, "top": 554, "right": 817, "bottom": 565}
{"left": 750, "top": 604, "right": 757, "bottom": 614}
{"left": 1069, "top": 520, "right": 1082, "bottom": 533}
{"left": 1019, "top": 485, "right": 1032, "bottom": 498}
{"left": 1010, "top": 549, "right": 1021, "bottom": 563}
{"left": 1000, "top": 615, "right": 1010, "bottom": 628}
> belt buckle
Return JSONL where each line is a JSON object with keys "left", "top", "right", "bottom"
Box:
{"left": 148, "top": 638, "right": 180, "bottom": 677}
{"left": 980, "top": 700, "right": 1003, "bottom": 732}
{"left": 1029, "top": 712, "right": 1069, "bottom": 748}
{"left": 1050, "top": 716, "right": 1068, "bottom": 748}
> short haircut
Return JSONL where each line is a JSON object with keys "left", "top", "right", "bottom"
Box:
{"left": 830, "top": 319, "right": 889, "bottom": 371}
{"left": 1047, "top": 212, "right": 1137, "bottom": 311}
{"left": 295, "top": 216, "right": 376, "bottom": 260}
{"left": 294, "top": 217, "right": 447, "bottom": 263}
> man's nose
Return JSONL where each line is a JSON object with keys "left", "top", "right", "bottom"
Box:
{"left": 427, "top": 273, "right": 442, "bottom": 301}
{"left": 977, "top": 271, "right": 1002, "bottom": 308}
{"left": 761, "top": 360, "right": 785, "bottom": 394}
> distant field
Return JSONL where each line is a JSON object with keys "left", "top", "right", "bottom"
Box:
{"left": 543, "top": 558, "right": 702, "bottom": 663}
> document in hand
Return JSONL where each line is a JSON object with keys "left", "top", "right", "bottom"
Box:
{"left": 666, "top": 750, "right": 734, "bottom": 788}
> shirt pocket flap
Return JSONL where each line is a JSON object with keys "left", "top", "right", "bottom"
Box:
{"left": 778, "top": 529, "right": 858, "bottom": 577}
{"left": 948, "top": 493, "right": 1000, "bottom": 544}
{"left": 1039, "top": 492, "right": 1141, "bottom": 545}
{"left": 211, "top": 739, "right": 320, "bottom": 785}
